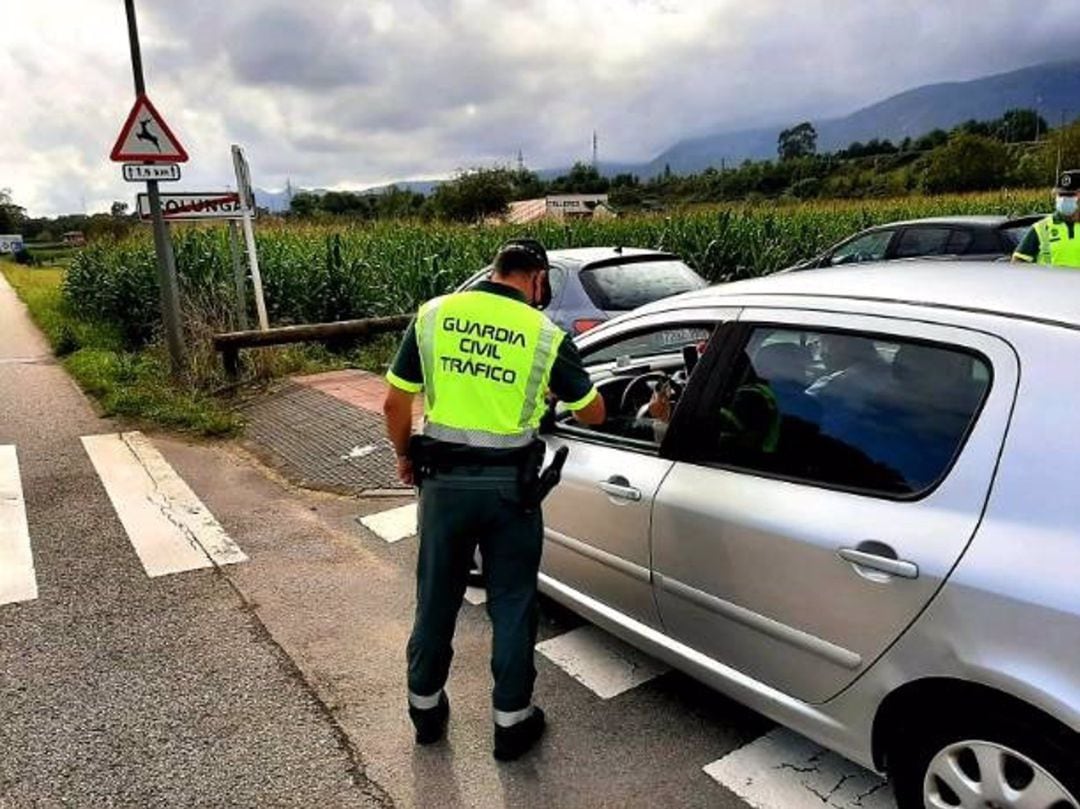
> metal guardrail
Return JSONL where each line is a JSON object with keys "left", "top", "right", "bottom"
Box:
{"left": 213, "top": 314, "right": 413, "bottom": 378}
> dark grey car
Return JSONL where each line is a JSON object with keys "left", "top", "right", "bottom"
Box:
{"left": 787, "top": 214, "right": 1044, "bottom": 270}
{"left": 458, "top": 247, "right": 707, "bottom": 334}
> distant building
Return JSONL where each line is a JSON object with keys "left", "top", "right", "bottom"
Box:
{"left": 61, "top": 231, "right": 86, "bottom": 247}
{"left": 506, "top": 194, "right": 614, "bottom": 224}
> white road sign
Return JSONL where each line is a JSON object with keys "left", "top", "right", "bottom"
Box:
{"left": 110, "top": 94, "right": 188, "bottom": 163}
{"left": 123, "top": 163, "right": 181, "bottom": 182}
{"left": 0, "top": 234, "right": 25, "bottom": 254}
{"left": 231, "top": 145, "right": 255, "bottom": 211}
{"left": 136, "top": 192, "right": 247, "bottom": 221}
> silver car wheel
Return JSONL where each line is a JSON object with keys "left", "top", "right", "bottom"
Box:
{"left": 924, "top": 739, "right": 1077, "bottom": 809}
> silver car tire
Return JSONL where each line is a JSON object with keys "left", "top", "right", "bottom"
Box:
{"left": 889, "top": 715, "right": 1079, "bottom": 809}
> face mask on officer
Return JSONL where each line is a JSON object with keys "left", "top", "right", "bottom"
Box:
{"left": 1056, "top": 195, "right": 1078, "bottom": 217}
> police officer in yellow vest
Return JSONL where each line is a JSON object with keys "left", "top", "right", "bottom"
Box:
{"left": 1012, "top": 170, "right": 1080, "bottom": 267}
{"left": 382, "top": 239, "right": 605, "bottom": 760}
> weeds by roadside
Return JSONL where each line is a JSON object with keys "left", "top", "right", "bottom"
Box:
{"left": 3, "top": 265, "right": 240, "bottom": 436}
{"left": 2, "top": 264, "right": 401, "bottom": 437}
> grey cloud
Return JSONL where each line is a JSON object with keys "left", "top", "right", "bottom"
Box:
{"left": 13, "top": 0, "right": 1080, "bottom": 215}
{"left": 225, "top": 7, "right": 374, "bottom": 89}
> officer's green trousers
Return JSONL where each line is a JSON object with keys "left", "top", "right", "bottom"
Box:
{"left": 407, "top": 467, "right": 543, "bottom": 713}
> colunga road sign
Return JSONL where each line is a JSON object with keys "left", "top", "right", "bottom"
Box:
{"left": 123, "top": 163, "right": 181, "bottom": 182}
{"left": 136, "top": 192, "right": 247, "bottom": 221}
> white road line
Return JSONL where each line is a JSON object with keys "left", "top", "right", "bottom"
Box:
{"left": 81, "top": 432, "right": 247, "bottom": 577}
{"left": 0, "top": 445, "right": 37, "bottom": 605}
{"left": 464, "top": 586, "right": 487, "bottom": 606}
{"left": 703, "top": 728, "right": 895, "bottom": 809}
{"left": 535, "top": 624, "right": 669, "bottom": 699}
{"left": 360, "top": 503, "right": 417, "bottom": 543}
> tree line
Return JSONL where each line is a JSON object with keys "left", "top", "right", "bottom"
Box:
{"left": 408, "top": 107, "right": 1070, "bottom": 220}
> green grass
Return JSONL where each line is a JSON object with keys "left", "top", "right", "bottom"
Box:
{"left": 2, "top": 265, "right": 242, "bottom": 436}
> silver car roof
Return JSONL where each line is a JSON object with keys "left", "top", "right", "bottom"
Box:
{"left": 549, "top": 247, "right": 674, "bottom": 265}
{"left": 635, "top": 262, "right": 1080, "bottom": 328}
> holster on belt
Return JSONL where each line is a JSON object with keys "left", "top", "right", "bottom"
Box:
{"left": 520, "top": 441, "right": 570, "bottom": 514}
{"left": 407, "top": 434, "right": 440, "bottom": 485}
{"left": 408, "top": 435, "right": 570, "bottom": 510}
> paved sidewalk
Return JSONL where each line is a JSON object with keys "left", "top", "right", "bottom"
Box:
{"left": 242, "top": 369, "right": 415, "bottom": 495}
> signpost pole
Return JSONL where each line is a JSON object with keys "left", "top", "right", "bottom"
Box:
{"left": 232, "top": 145, "right": 268, "bottom": 331}
{"left": 227, "top": 221, "right": 250, "bottom": 331}
{"left": 124, "top": 0, "right": 185, "bottom": 375}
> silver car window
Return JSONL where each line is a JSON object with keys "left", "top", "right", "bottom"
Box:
{"left": 558, "top": 324, "right": 715, "bottom": 449}
{"left": 585, "top": 326, "right": 712, "bottom": 366}
{"left": 685, "top": 326, "right": 991, "bottom": 498}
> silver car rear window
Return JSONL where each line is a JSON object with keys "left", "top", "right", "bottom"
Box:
{"left": 579, "top": 261, "right": 705, "bottom": 311}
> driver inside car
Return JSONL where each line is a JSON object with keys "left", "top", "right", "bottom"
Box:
{"left": 632, "top": 339, "right": 708, "bottom": 443}
{"left": 635, "top": 378, "right": 678, "bottom": 443}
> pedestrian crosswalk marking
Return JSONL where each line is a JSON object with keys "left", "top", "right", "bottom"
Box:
{"left": 0, "top": 445, "right": 37, "bottom": 606}
{"left": 81, "top": 432, "right": 247, "bottom": 577}
{"left": 535, "top": 624, "right": 669, "bottom": 699}
{"left": 359, "top": 502, "right": 417, "bottom": 543}
{"left": 702, "top": 728, "right": 895, "bottom": 809}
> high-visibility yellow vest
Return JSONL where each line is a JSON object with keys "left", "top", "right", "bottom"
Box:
{"left": 1031, "top": 216, "right": 1080, "bottom": 267}
{"left": 415, "top": 290, "right": 564, "bottom": 448}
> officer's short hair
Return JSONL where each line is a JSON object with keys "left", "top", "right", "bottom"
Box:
{"left": 1057, "top": 170, "right": 1080, "bottom": 193}
{"left": 493, "top": 239, "right": 549, "bottom": 275}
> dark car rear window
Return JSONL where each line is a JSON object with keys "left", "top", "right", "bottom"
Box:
{"left": 1001, "top": 223, "right": 1037, "bottom": 248}
{"left": 579, "top": 260, "right": 706, "bottom": 311}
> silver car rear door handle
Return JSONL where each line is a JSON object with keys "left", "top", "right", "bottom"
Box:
{"left": 598, "top": 477, "right": 642, "bottom": 502}
{"left": 838, "top": 547, "right": 919, "bottom": 580}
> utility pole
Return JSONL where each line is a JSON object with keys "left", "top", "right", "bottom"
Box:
{"left": 1057, "top": 109, "right": 1066, "bottom": 186}
{"left": 592, "top": 131, "right": 598, "bottom": 169}
{"left": 123, "top": 0, "right": 185, "bottom": 376}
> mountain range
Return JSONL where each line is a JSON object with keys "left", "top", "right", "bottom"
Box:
{"left": 256, "top": 59, "right": 1080, "bottom": 211}
{"left": 647, "top": 60, "right": 1080, "bottom": 175}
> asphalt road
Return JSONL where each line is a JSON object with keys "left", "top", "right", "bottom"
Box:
{"left": 0, "top": 274, "right": 389, "bottom": 808}
{"left": 156, "top": 437, "right": 771, "bottom": 809}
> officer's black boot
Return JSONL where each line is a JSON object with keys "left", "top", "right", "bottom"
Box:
{"left": 409, "top": 692, "right": 449, "bottom": 745}
{"left": 493, "top": 706, "right": 546, "bottom": 761}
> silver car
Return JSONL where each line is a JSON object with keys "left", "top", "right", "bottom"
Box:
{"left": 538, "top": 261, "right": 1080, "bottom": 808}
{"left": 458, "top": 247, "right": 707, "bottom": 334}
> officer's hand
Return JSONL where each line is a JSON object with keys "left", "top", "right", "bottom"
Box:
{"left": 396, "top": 455, "right": 415, "bottom": 486}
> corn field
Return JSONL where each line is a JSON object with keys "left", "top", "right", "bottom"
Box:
{"left": 65, "top": 190, "right": 1047, "bottom": 349}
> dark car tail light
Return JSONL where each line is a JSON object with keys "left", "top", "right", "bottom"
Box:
{"left": 573, "top": 318, "right": 605, "bottom": 334}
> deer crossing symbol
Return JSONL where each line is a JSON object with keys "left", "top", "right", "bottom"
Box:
{"left": 136, "top": 118, "right": 161, "bottom": 153}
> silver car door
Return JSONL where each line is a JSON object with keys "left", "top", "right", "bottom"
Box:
{"left": 651, "top": 308, "right": 1017, "bottom": 704}
{"left": 540, "top": 309, "right": 736, "bottom": 629}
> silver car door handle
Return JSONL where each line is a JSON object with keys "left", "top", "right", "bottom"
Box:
{"left": 598, "top": 477, "right": 642, "bottom": 502}
{"left": 838, "top": 547, "right": 919, "bottom": 580}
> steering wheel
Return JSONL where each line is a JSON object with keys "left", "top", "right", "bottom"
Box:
{"left": 619, "top": 371, "right": 672, "bottom": 415}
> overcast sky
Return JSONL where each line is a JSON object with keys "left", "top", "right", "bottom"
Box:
{"left": 4, "top": 0, "right": 1080, "bottom": 216}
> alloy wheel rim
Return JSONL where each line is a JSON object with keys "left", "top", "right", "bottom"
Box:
{"left": 924, "top": 739, "right": 1077, "bottom": 809}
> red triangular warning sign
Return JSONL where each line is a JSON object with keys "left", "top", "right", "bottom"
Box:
{"left": 110, "top": 94, "right": 188, "bottom": 163}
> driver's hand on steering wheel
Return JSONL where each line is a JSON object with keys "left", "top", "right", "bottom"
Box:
{"left": 647, "top": 386, "right": 672, "bottom": 423}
